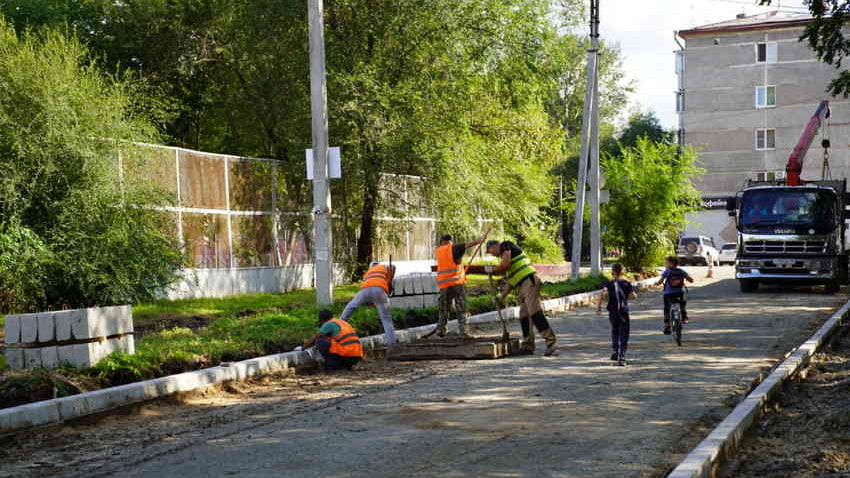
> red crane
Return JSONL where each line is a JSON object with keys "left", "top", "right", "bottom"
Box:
{"left": 786, "top": 100, "right": 830, "bottom": 186}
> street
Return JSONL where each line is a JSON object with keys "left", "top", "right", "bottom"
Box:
{"left": 1, "top": 267, "right": 845, "bottom": 478}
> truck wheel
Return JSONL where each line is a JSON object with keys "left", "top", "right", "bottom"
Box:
{"left": 740, "top": 279, "right": 759, "bottom": 293}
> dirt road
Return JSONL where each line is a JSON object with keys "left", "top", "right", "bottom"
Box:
{"left": 0, "top": 267, "right": 845, "bottom": 478}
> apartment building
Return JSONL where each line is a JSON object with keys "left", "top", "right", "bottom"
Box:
{"left": 676, "top": 11, "right": 850, "bottom": 245}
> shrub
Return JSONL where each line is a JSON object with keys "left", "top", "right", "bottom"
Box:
{"left": 0, "top": 21, "right": 183, "bottom": 312}
{"left": 602, "top": 138, "right": 702, "bottom": 272}
{"left": 518, "top": 226, "right": 564, "bottom": 263}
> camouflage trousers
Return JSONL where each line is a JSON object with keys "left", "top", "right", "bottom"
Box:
{"left": 437, "top": 284, "right": 468, "bottom": 336}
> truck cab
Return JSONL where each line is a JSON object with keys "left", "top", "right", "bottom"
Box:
{"left": 730, "top": 180, "right": 848, "bottom": 293}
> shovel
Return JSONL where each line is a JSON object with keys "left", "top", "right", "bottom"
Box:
{"left": 488, "top": 273, "right": 511, "bottom": 342}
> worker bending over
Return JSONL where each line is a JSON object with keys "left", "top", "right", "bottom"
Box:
{"left": 304, "top": 309, "right": 364, "bottom": 372}
{"left": 341, "top": 262, "right": 398, "bottom": 345}
{"left": 485, "top": 240, "right": 558, "bottom": 356}
{"left": 433, "top": 227, "right": 490, "bottom": 337}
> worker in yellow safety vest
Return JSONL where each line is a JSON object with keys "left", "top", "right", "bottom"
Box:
{"left": 340, "top": 262, "right": 398, "bottom": 344}
{"left": 304, "top": 309, "right": 364, "bottom": 371}
{"left": 432, "top": 226, "right": 490, "bottom": 337}
{"left": 485, "top": 240, "right": 558, "bottom": 356}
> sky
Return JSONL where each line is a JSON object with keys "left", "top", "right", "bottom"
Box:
{"left": 599, "top": 0, "right": 811, "bottom": 129}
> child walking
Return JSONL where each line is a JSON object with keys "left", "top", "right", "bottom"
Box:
{"left": 597, "top": 264, "right": 637, "bottom": 366}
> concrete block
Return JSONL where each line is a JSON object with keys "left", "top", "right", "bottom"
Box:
{"left": 54, "top": 310, "right": 75, "bottom": 341}
{"left": 20, "top": 314, "right": 38, "bottom": 343}
{"left": 24, "top": 348, "right": 41, "bottom": 369}
{"left": 71, "top": 342, "right": 101, "bottom": 368}
{"left": 71, "top": 305, "right": 133, "bottom": 340}
{"left": 413, "top": 275, "right": 424, "bottom": 294}
{"left": 57, "top": 345, "right": 75, "bottom": 366}
{"left": 37, "top": 313, "right": 55, "bottom": 342}
{"left": 40, "top": 346, "right": 59, "bottom": 369}
{"left": 125, "top": 334, "right": 135, "bottom": 355}
{"left": 4, "top": 314, "right": 20, "bottom": 344}
{"left": 5, "top": 347, "right": 24, "bottom": 370}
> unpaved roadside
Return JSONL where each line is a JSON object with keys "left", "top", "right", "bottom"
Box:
{"left": 0, "top": 267, "right": 845, "bottom": 478}
{"left": 726, "top": 325, "right": 850, "bottom": 478}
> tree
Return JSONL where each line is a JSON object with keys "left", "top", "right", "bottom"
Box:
{"left": 760, "top": 0, "right": 850, "bottom": 97}
{"left": 0, "top": 21, "right": 183, "bottom": 312}
{"left": 602, "top": 110, "right": 673, "bottom": 157}
{"left": 602, "top": 139, "right": 702, "bottom": 272}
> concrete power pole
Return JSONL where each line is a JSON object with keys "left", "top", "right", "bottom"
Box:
{"left": 571, "top": 0, "right": 600, "bottom": 279}
{"left": 589, "top": 0, "right": 602, "bottom": 275}
{"left": 308, "top": 0, "right": 333, "bottom": 305}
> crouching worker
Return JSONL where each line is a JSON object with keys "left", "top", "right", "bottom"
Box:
{"left": 485, "top": 240, "right": 558, "bottom": 356}
{"left": 304, "top": 310, "right": 364, "bottom": 372}
{"left": 596, "top": 264, "right": 636, "bottom": 366}
{"left": 341, "top": 262, "right": 398, "bottom": 345}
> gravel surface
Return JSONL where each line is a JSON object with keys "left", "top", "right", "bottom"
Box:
{"left": 728, "top": 324, "right": 850, "bottom": 478}
{"left": 0, "top": 267, "right": 845, "bottom": 478}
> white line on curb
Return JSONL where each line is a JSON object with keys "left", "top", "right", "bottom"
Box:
{"left": 667, "top": 297, "right": 850, "bottom": 478}
{"left": 0, "top": 277, "right": 657, "bottom": 436}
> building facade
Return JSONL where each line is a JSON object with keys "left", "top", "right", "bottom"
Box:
{"left": 676, "top": 11, "right": 850, "bottom": 245}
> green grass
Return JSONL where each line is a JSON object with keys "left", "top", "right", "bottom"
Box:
{"left": 1, "top": 273, "right": 613, "bottom": 407}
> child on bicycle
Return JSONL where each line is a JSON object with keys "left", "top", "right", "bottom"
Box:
{"left": 596, "top": 263, "right": 636, "bottom": 366}
{"left": 656, "top": 256, "right": 694, "bottom": 334}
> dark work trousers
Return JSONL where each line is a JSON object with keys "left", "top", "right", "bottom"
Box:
{"left": 608, "top": 311, "right": 630, "bottom": 359}
{"left": 316, "top": 337, "right": 360, "bottom": 371}
{"left": 663, "top": 293, "right": 688, "bottom": 324}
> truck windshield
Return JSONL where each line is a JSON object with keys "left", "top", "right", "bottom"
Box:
{"left": 741, "top": 189, "right": 835, "bottom": 229}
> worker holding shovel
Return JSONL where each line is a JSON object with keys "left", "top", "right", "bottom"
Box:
{"left": 485, "top": 240, "right": 558, "bottom": 356}
{"left": 429, "top": 226, "right": 491, "bottom": 338}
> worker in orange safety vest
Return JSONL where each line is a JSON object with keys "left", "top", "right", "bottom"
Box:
{"left": 304, "top": 309, "right": 364, "bottom": 371}
{"left": 340, "top": 262, "right": 397, "bottom": 344}
{"left": 431, "top": 226, "right": 491, "bottom": 337}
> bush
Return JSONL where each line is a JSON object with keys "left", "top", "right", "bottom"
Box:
{"left": 0, "top": 21, "right": 183, "bottom": 313}
{"left": 518, "top": 226, "right": 564, "bottom": 263}
{"left": 0, "top": 223, "right": 51, "bottom": 312}
{"left": 602, "top": 138, "right": 702, "bottom": 272}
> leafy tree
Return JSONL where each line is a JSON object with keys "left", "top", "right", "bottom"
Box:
{"left": 602, "top": 139, "right": 702, "bottom": 272}
{"left": 603, "top": 110, "right": 672, "bottom": 157}
{"left": 0, "top": 21, "right": 183, "bottom": 312}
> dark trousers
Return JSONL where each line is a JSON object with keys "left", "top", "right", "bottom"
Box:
{"left": 663, "top": 293, "right": 688, "bottom": 324}
{"left": 316, "top": 337, "right": 361, "bottom": 371}
{"left": 608, "top": 311, "right": 630, "bottom": 359}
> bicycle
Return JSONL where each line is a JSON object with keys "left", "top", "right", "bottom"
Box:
{"left": 666, "top": 290, "right": 686, "bottom": 347}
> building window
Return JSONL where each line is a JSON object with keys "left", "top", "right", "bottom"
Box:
{"left": 756, "top": 42, "right": 778, "bottom": 63}
{"left": 755, "top": 128, "right": 776, "bottom": 150}
{"left": 755, "top": 170, "right": 785, "bottom": 182}
{"left": 676, "top": 91, "right": 685, "bottom": 112}
{"left": 756, "top": 86, "right": 776, "bottom": 108}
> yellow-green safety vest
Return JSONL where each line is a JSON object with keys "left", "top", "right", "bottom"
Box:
{"left": 505, "top": 252, "right": 536, "bottom": 287}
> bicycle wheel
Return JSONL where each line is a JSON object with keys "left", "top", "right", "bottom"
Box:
{"left": 670, "top": 304, "right": 682, "bottom": 347}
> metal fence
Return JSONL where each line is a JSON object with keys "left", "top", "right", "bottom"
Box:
{"left": 121, "top": 143, "right": 439, "bottom": 269}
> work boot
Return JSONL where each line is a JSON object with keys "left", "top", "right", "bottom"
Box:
{"left": 520, "top": 336, "right": 535, "bottom": 354}
{"left": 610, "top": 353, "right": 618, "bottom": 361}
{"left": 542, "top": 329, "right": 558, "bottom": 357}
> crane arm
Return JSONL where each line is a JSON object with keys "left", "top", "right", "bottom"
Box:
{"left": 786, "top": 100, "right": 830, "bottom": 186}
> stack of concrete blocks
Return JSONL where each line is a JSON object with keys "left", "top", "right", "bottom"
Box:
{"left": 390, "top": 273, "right": 439, "bottom": 309}
{"left": 4, "top": 305, "right": 134, "bottom": 370}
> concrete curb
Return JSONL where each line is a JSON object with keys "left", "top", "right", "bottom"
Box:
{"left": 667, "top": 297, "right": 850, "bottom": 478}
{"left": 0, "top": 276, "right": 657, "bottom": 436}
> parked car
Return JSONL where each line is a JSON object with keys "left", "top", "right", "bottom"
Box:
{"left": 676, "top": 235, "right": 719, "bottom": 266}
{"left": 718, "top": 243, "right": 737, "bottom": 265}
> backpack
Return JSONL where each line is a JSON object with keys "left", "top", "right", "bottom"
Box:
{"left": 666, "top": 268, "right": 686, "bottom": 288}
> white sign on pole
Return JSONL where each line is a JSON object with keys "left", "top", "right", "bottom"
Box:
{"left": 306, "top": 147, "right": 342, "bottom": 180}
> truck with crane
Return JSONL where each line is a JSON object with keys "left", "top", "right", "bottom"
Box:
{"left": 728, "top": 100, "right": 849, "bottom": 293}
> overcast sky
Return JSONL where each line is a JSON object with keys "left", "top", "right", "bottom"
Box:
{"left": 598, "top": 0, "right": 811, "bottom": 129}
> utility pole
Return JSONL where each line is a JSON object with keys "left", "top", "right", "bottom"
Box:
{"left": 589, "top": 0, "right": 602, "bottom": 274}
{"left": 308, "top": 0, "right": 333, "bottom": 305}
{"left": 571, "top": 0, "right": 600, "bottom": 279}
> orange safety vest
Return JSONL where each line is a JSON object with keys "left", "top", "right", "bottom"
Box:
{"left": 361, "top": 264, "right": 391, "bottom": 293}
{"left": 435, "top": 243, "right": 466, "bottom": 289}
{"left": 328, "top": 318, "right": 364, "bottom": 358}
